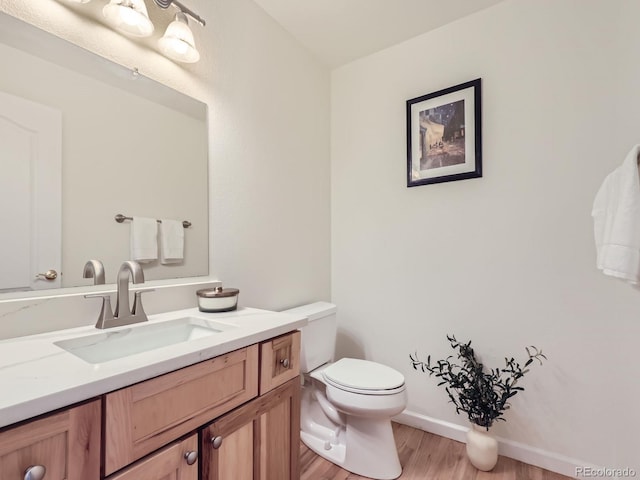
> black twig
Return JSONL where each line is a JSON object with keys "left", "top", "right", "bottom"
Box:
{"left": 410, "top": 335, "right": 546, "bottom": 430}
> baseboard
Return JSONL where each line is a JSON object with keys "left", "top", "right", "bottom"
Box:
{"left": 394, "top": 410, "right": 602, "bottom": 479}
{"left": 394, "top": 410, "right": 468, "bottom": 443}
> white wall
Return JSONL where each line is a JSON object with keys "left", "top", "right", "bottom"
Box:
{"left": 206, "top": 0, "right": 331, "bottom": 310}
{"left": 332, "top": 0, "right": 640, "bottom": 474}
{"left": 0, "top": 0, "right": 330, "bottom": 317}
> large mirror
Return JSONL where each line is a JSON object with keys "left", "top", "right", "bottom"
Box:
{"left": 0, "top": 12, "right": 209, "bottom": 295}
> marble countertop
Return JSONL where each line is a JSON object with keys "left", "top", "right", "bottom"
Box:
{"left": 0, "top": 307, "right": 307, "bottom": 429}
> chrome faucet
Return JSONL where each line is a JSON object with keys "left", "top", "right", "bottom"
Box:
{"left": 86, "top": 261, "right": 151, "bottom": 329}
{"left": 83, "top": 259, "right": 105, "bottom": 285}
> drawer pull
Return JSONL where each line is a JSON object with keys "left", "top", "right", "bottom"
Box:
{"left": 211, "top": 436, "right": 223, "bottom": 449}
{"left": 184, "top": 451, "right": 198, "bottom": 465}
{"left": 24, "top": 465, "right": 46, "bottom": 480}
{"left": 280, "top": 358, "right": 290, "bottom": 368}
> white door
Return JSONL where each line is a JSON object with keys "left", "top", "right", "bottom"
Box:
{"left": 0, "top": 91, "right": 61, "bottom": 291}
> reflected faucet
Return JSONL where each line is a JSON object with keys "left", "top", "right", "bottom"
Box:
{"left": 83, "top": 259, "right": 105, "bottom": 285}
{"left": 86, "top": 261, "right": 151, "bottom": 329}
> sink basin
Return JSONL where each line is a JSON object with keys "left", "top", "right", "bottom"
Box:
{"left": 54, "top": 317, "right": 236, "bottom": 364}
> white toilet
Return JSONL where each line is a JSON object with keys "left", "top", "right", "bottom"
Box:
{"left": 284, "top": 302, "right": 407, "bottom": 480}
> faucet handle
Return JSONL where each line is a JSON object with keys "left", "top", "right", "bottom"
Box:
{"left": 84, "top": 294, "right": 115, "bottom": 329}
{"left": 84, "top": 293, "right": 114, "bottom": 300}
{"left": 132, "top": 288, "right": 156, "bottom": 294}
{"left": 132, "top": 289, "right": 155, "bottom": 321}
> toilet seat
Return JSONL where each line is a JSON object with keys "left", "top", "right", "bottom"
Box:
{"left": 322, "top": 358, "right": 405, "bottom": 396}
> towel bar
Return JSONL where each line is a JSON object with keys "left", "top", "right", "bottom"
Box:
{"left": 115, "top": 214, "right": 191, "bottom": 228}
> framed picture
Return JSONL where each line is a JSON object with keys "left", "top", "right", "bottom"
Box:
{"left": 406, "top": 78, "right": 482, "bottom": 187}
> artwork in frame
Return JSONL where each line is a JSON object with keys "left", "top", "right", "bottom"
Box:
{"left": 406, "top": 78, "right": 482, "bottom": 187}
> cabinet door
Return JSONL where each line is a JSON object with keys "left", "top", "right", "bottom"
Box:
{"left": 107, "top": 435, "right": 198, "bottom": 480}
{"left": 257, "top": 377, "right": 301, "bottom": 480}
{"left": 105, "top": 344, "right": 259, "bottom": 475}
{"left": 259, "top": 331, "right": 300, "bottom": 394}
{"left": 201, "top": 377, "right": 300, "bottom": 480}
{"left": 0, "top": 400, "right": 100, "bottom": 480}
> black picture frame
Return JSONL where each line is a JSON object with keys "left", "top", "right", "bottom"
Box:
{"left": 406, "top": 78, "right": 482, "bottom": 187}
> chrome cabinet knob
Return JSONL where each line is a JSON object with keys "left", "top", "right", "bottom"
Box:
{"left": 35, "top": 270, "right": 57, "bottom": 281}
{"left": 184, "top": 451, "right": 198, "bottom": 465}
{"left": 280, "top": 358, "right": 290, "bottom": 368}
{"left": 211, "top": 436, "right": 223, "bottom": 449}
{"left": 24, "top": 465, "right": 46, "bottom": 480}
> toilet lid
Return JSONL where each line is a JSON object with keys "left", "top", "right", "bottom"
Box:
{"left": 322, "top": 358, "right": 405, "bottom": 392}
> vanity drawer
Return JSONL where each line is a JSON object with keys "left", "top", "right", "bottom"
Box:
{"left": 0, "top": 400, "right": 101, "bottom": 480}
{"left": 104, "top": 344, "right": 259, "bottom": 475}
{"left": 107, "top": 434, "right": 198, "bottom": 480}
{"left": 259, "top": 331, "right": 301, "bottom": 394}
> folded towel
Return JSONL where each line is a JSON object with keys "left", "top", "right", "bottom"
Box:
{"left": 159, "top": 219, "right": 184, "bottom": 264}
{"left": 130, "top": 216, "right": 158, "bottom": 263}
{"left": 592, "top": 145, "right": 640, "bottom": 283}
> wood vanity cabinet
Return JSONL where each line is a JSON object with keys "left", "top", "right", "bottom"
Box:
{"left": 0, "top": 400, "right": 101, "bottom": 480}
{"left": 0, "top": 329, "right": 301, "bottom": 480}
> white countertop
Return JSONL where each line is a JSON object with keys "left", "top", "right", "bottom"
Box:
{"left": 0, "top": 307, "right": 307, "bottom": 429}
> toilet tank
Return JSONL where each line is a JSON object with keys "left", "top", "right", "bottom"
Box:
{"left": 282, "top": 301, "right": 337, "bottom": 373}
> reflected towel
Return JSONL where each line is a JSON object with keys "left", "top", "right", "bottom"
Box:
{"left": 130, "top": 216, "right": 158, "bottom": 263}
{"left": 159, "top": 219, "right": 184, "bottom": 264}
{"left": 592, "top": 145, "right": 640, "bottom": 283}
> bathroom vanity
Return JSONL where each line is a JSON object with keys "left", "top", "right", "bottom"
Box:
{"left": 0, "top": 307, "right": 305, "bottom": 480}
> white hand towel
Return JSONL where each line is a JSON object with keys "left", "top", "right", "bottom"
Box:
{"left": 130, "top": 216, "right": 158, "bottom": 263}
{"left": 592, "top": 145, "right": 640, "bottom": 283}
{"left": 159, "top": 219, "right": 184, "bottom": 264}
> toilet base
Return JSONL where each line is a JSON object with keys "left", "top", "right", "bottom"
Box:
{"left": 301, "top": 429, "right": 346, "bottom": 465}
{"left": 301, "top": 416, "right": 402, "bottom": 480}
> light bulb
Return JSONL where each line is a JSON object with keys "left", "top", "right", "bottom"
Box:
{"left": 170, "top": 39, "right": 189, "bottom": 55}
{"left": 120, "top": 7, "right": 139, "bottom": 26}
{"left": 103, "top": 0, "right": 154, "bottom": 37}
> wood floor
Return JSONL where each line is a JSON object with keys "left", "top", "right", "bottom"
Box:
{"left": 300, "top": 423, "right": 573, "bottom": 480}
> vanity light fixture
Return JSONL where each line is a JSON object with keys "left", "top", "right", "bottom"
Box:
{"left": 158, "top": 12, "right": 199, "bottom": 63}
{"left": 103, "top": 0, "right": 155, "bottom": 37}
{"left": 58, "top": 0, "right": 206, "bottom": 64}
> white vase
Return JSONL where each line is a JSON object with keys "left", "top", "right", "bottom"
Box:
{"left": 465, "top": 424, "right": 499, "bottom": 471}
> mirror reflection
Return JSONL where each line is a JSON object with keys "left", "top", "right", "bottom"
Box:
{"left": 0, "top": 13, "right": 209, "bottom": 294}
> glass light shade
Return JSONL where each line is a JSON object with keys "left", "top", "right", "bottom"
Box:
{"left": 158, "top": 13, "right": 200, "bottom": 63}
{"left": 103, "top": 0, "right": 154, "bottom": 37}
